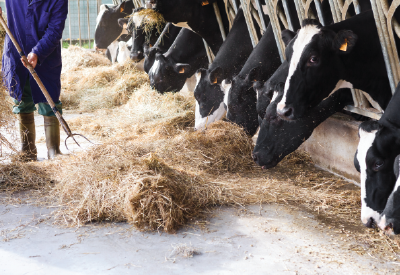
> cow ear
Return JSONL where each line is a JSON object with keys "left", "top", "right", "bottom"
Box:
{"left": 174, "top": 63, "right": 191, "bottom": 74}
{"left": 281, "top": 29, "right": 296, "bottom": 46}
{"left": 246, "top": 66, "right": 262, "bottom": 82}
{"left": 105, "top": 5, "right": 111, "bottom": 11}
{"left": 120, "top": 1, "right": 126, "bottom": 13}
{"left": 209, "top": 67, "right": 224, "bottom": 85}
{"left": 118, "top": 18, "right": 129, "bottom": 29}
{"left": 333, "top": 30, "right": 357, "bottom": 54}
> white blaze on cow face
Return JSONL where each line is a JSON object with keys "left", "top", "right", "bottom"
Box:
{"left": 277, "top": 25, "right": 321, "bottom": 112}
{"left": 357, "top": 128, "right": 381, "bottom": 225}
{"left": 271, "top": 91, "right": 279, "bottom": 102}
{"left": 221, "top": 80, "right": 231, "bottom": 113}
{"left": 131, "top": 14, "right": 146, "bottom": 28}
{"left": 117, "top": 41, "right": 130, "bottom": 63}
{"left": 149, "top": 59, "right": 161, "bottom": 77}
{"left": 194, "top": 80, "right": 228, "bottom": 131}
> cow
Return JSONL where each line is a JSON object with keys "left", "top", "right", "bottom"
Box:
{"left": 117, "top": 38, "right": 133, "bottom": 63}
{"left": 224, "top": 23, "right": 281, "bottom": 136}
{"left": 147, "top": 0, "right": 229, "bottom": 55}
{"left": 253, "top": 83, "right": 353, "bottom": 169}
{"left": 354, "top": 84, "right": 400, "bottom": 229}
{"left": 276, "top": 11, "right": 393, "bottom": 121}
{"left": 194, "top": 8, "right": 261, "bottom": 131}
{"left": 105, "top": 40, "right": 119, "bottom": 64}
{"left": 147, "top": 28, "right": 208, "bottom": 93}
{"left": 94, "top": 1, "right": 135, "bottom": 50}
{"left": 379, "top": 155, "right": 400, "bottom": 235}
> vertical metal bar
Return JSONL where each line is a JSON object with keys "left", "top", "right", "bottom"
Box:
{"left": 78, "top": 0, "right": 82, "bottom": 47}
{"left": 87, "top": 0, "right": 91, "bottom": 49}
{"left": 69, "top": 0, "right": 72, "bottom": 46}
{"left": 266, "top": 0, "right": 285, "bottom": 62}
{"left": 370, "top": 0, "right": 396, "bottom": 93}
{"left": 240, "top": 0, "right": 259, "bottom": 47}
{"left": 213, "top": 2, "right": 227, "bottom": 41}
{"left": 97, "top": 0, "right": 100, "bottom": 14}
{"left": 203, "top": 39, "right": 213, "bottom": 64}
{"left": 294, "top": 0, "right": 305, "bottom": 22}
{"left": 353, "top": 0, "right": 361, "bottom": 14}
{"left": 282, "top": 0, "right": 295, "bottom": 31}
{"left": 254, "top": 0, "right": 267, "bottom": 32}
{"left": 314, "top": 0, "right": 326, "bottom": 26}
{"left": 328, "top": 0, "right": 339, "bottom": 23}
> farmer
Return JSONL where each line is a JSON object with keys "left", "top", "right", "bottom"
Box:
{"left": 1, "top": 1, "right": 68, "bottom": 161}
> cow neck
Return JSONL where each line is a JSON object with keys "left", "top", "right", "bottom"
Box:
{"left": 327, "top": 11, "right": 392, "bottom": 110}
{"left": 379, "top": 85, "right": 400, "bottom": 130}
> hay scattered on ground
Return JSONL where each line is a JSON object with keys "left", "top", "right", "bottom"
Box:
{"left": 61, "top": 46, "right": 110, "bottom": 73}
{"left": 61, "top": 49, "right": 149, "bottom": 111}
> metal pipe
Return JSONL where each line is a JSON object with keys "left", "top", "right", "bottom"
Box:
{"left": 87, "top": 0, "right": 91, "bottom": 49}
{"left": 231, "top": 0, "right": 239, "bottom": 14}
{"left": 369, "top": 0, "right": 396, "bottom": 93}
{"left": 266, "top": 0, "right": 285, "bottom": 62}
{"left": 328, "top": 0, "right": 339, "bottom": 22}
{"left": 239, "top": 0, "right": 259, "bottom": 47}
{"left": 282, "top": 0, "right": 295, "bottom": 31}
{"left": 277, "top": 4, "right": 289, "bottom": 29}
{"left": 294, "top": 0, "right": 305, "bottom": 22}
{"left": 78, "top": 0, "right": 81, "bottom": 47}
{"left": 254, "top": 0, "right": 267, "bottom": 32}
{"left": 203, "top": 39, "right": 213, "bottom": 64}
{"left": 353, "top": 0, "right": 361, "bottom": 14}
{"left": 213, "top": 2, "right": 227, "bottom": 41}
{"left": 314, "top": 0, "right": 326, "bottom": 25}
{"left": 69, "top": 0, "right": 72, "bottom": 46}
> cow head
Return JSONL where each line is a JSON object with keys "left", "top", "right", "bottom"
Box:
{"left": 148, "top": 53, "right": 191, "bottom": 93}
{"left": 225, "top": 67, "right": 263, "bottom": 136}
{"left": 194, "top": 67, "right": 228, "bottom": 131}
{"left": 94, "top": 2, "right": 132, "bottom": 50}
{"left": 354, "top": 122, "right": 399, "bottom": 228}
{"left": 379, "top": 155, "right": 400, "bottom": 235}
{"left": 276, "top": 19, "right": 357, "bottom": 120}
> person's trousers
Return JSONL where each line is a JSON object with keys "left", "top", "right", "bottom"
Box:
{"left": 12, "top": 77, "right": 62, "bottom": 116}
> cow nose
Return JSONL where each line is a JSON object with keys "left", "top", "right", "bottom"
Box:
{"left": 277, "top": 106, "right": 294, "bottom": 120}
{"left": 252, "top": 152, "right": 259, "bottom": 164}
{"left": 130, "top": 52, "right": 144, "bottom": 62}
{"left": 365, "top": 217, "right": 376, "bottom": 228}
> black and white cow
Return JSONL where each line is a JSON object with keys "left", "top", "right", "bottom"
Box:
{"left": 253, "top": 83, "right": 353, "bottom": 169}
{"left": 117, "top": 38, "right": 133, "bottom": 63}
{"left": 147, "top": 0, "right": 229, "bottom": 54}
{"left": 276, "top": 11, "right": 393, "bottom": 120}
{"left": 354, "top": 84, "right": 400, "bottom": 229}
{"left": 147, "top": 28, "right": 207, "bottom": 93}
{"left": 224, "top": 23, "right": 281, "bottom": 136}
{"left": 194, "top": 8, "right": 261, "bottom": 131}
{"left": 94, "top": 1, "right": 135, "bottom": 50}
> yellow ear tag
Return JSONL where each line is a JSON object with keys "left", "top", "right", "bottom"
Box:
{"left": 340, "top": 39, "right": 348, "bottom": 51}
{"left": 120, "top": 7, "right": 124, "bottom": 12}
{"left": 179, "top": 68, "right": 185, "bottom": 73}
{"left": 149, "top": 44, "right": 153, "bottom": 48}
{"left": 202, "top": 1, "right": 209, "bottom": 6}
{"left": 212, "top": 78, "right": 217, "bottom": 84}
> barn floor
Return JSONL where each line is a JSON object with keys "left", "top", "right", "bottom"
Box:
{"left": 1, "top": 113, "right": 400, "bottom": 274}
{"left": 1, "top": 199, "right": 398, "bottom": 274}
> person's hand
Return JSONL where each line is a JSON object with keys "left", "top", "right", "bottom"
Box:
{"left": 21, "top": 53, "right": 38, "bottom": 69}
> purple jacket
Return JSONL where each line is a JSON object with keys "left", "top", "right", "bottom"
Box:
{"left": 2, "top": 0, "right": 68, "bottom": 103}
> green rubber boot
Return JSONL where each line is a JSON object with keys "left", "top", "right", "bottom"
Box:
{"left": 18, "top": 112, "right": 37, "bottom": 161}
{"left": 44, "top": 116, "right": 62, "bottom": 159}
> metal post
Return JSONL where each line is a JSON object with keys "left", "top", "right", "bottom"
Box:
{"left": 203, "top": 39, "right": 213, "bottom": 64}
{"left": 230, "top": 0, "right": 239, "bottom": 13}
{"left": 282, "top": 0, "right": 295, "bottom": 31}
{"left": 78, "top": 0, "right": 82, "bottom": 47}
{"left": 254, "top": 0, "right": 267, "bottom": 32}
{"left": 313, "top": 0, "right": 326, "bottom": 25}
{"left": 240, "top": 0, "right": 259, "bottom": 47}
{"left": 265, "top": 0, "right": 285, "bottom": 62}
{"left": 69, "top": 0, "right": 72, "bottom": 46}
{"left": 87, "top": 0, "right": 91, "bottom": 49}
{"left": 213, "top": 2, "right": 227, "bottom": 41}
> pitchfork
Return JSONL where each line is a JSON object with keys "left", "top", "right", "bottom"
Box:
{"left": 0, "top": 14, "right": 94, "bottom": 151}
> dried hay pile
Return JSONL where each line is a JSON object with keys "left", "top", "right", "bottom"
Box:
{"left": 61, "top": 48, "right": 149, "bottom": 111}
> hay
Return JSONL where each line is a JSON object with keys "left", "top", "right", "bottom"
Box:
{"left": 130, "top": 9, "right": 165, "bottom": 42}
{"left": 61, "top": 53, "right": 149, "bottom": 111}
{"left": 61, "top": 46, "right": 110, "bottom": 73}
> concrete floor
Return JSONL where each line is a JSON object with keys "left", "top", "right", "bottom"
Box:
{"left": 0, "top": 202, "right": 398, "bottom": 275}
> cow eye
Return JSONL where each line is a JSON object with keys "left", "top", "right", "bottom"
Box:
{"left": 309, "top": 56, "right": 318, "bottom": 64}
{"left": 373, "top": 160, "right": 384, "bottom": 171}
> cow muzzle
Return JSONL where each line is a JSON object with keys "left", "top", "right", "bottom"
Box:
{"left": 277, "top": 106, "right": 294, "bottom": 120}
